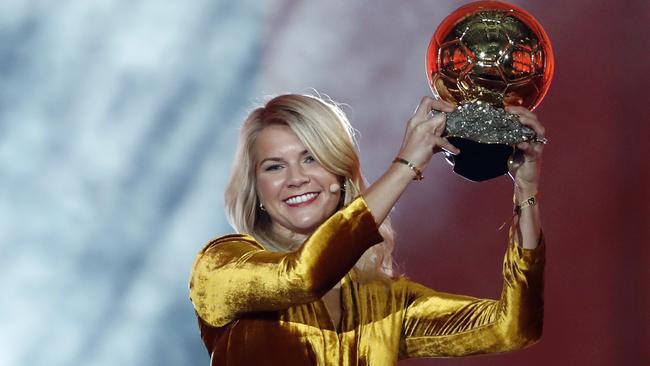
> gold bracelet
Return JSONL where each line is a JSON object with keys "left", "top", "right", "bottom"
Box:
{"left": 514, "top": 192, "right": 540, "bottom": 214}
{"left": 393, "top": 157, "right": 423, "bottom": 181}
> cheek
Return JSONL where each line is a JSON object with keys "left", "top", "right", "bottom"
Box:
{"left": 312, "top": 167, "right": 339, "bottom": 185}
{"left": 256, "top": 175, "right": 284, "bottom": 201}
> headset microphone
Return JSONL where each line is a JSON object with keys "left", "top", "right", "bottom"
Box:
{"left": 329, "top": 183, "right": 341, "bottom": 193}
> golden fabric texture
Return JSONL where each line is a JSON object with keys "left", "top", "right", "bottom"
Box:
{"left": 189, "top": 197, "right": 544, "bottom": 365}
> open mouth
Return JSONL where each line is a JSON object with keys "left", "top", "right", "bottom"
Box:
{"left": 284, "top": 192, "right": 319, "bottom": 207}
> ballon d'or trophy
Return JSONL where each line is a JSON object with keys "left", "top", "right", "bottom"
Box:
{"left": 427, "top": 0, "right": 554, "bottom": 181}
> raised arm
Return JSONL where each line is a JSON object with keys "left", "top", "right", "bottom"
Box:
{"left": 364, "top": 96, "right": 459, "bottom": 224}
{"left": 189, "top": 197, "right": 383, "bottom": 327}
{"left": 397, "top": 105, "right": 548, "bottom": 358}
{"left": 399, "top": 227, "right": 545, "bottom": 358}
{"left": 506, "top": 105, "right": 546, "bottom": 250}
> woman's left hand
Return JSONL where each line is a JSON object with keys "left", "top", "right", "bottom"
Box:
{"left": 506, "top": 106, "right": 546, "bottom": 192}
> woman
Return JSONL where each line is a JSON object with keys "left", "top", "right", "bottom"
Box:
{"left": 189, "top": 94, "right": 545, "bottom": 365}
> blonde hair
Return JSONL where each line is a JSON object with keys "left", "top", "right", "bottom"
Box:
{"left": 225, "top": 94, "right": 396, "bottom": 281}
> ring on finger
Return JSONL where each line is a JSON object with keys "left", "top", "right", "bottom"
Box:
{"left": 534, "top": 136, "right": 549, "bottom": 144}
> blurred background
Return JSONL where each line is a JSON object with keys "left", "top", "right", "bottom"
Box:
{"left": 1, "top": 0, "right": 648, "bottom": 365}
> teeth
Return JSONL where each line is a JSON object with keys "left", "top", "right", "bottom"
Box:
{"left": 285, "top": 193, "right": 318, "bottom": 205}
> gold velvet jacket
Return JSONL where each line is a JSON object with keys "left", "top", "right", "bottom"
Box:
{"left": 189, "top": 197, "right": 544, "bottom": 365}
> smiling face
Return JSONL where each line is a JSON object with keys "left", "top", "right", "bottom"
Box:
{"left": 254, "top": 124, "right": 342, "bottom": 239}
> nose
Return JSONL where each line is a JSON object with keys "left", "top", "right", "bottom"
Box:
{"left": 286, "top": 163, "right": 310, "bottom": 188}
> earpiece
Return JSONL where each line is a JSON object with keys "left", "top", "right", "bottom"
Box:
{"left": 329, "top": 183, "right": 341, "bottom": 193}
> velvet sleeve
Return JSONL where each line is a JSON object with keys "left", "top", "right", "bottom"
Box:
{"left": 398, "top": 226, "right": 545, "bottom": 358}
{"left": 189, "top": 197, "right": 384, "bottom": 328}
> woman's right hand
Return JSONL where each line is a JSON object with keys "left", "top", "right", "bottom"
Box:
{"left": 397, "top": 96, "right": 460, "bottom": 171}
{"left": 362, "top": 97, "right": 459, "bottom": 225}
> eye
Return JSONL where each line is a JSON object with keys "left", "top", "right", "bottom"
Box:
{"left": 304, "top": 155, "right": 315, "bottom": 164}
{"left": 264, "top": 164, "right": 283, "bottom": 172}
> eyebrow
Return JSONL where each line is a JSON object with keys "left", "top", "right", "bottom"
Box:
{"left": 258, "top": 150, "right": 310, "bottom": 167}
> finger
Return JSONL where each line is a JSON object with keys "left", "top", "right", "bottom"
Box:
{"left": 516, "top": 141, "right": 544, "bottom": 152}
{"left": 414, "top": 96, "right": 455, "bottom": 119}
{"left": 516, "top": 141, "right": 543, "bottom": 157}
{"left": 414, "top": 96, "right": 436, "bottom": 118}
{"left": 414, "top": 112, "right": 446, "bottom": 135}
{"left": 517, "top": 115, "right": 546, "bottom": 137}
{"left": 516, "top": 141, "right": 531, "bottom": 152}
{"left": 424, "top": 109, "right": 446, "bottom": 122}
{"left": 433, "top": 99, "right": 456, "bottom": 113}
{"left": 505, "top": 105, "right": 536, "bottom": 119}
{"left": 438, "top": 137, "right": 460, "bottom": 155}
{"left": 433, "top": 116, "right": 446, "bottom": 136}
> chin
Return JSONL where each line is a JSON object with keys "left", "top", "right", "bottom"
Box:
{"left": 275, "top": 199, "right": 339, "bottom": 235}
{"left": 289, "top": 217, "right": 327, "bottom": 234}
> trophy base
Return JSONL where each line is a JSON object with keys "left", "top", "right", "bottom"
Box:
{"left": 444, "top": 103, "right": 536, "bottom": 145}
{"left": 444, "top": 137, "right": 514, "bottom": 182}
